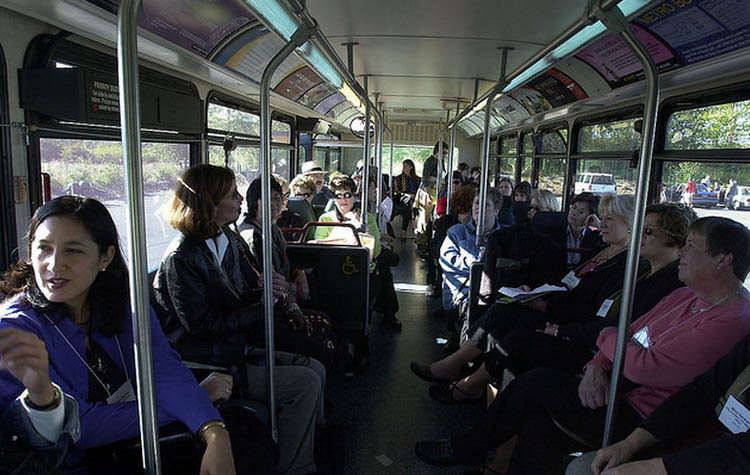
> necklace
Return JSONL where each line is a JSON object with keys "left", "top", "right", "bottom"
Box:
{"left": 691, "top": 287, "right": 743, "bottom": 313}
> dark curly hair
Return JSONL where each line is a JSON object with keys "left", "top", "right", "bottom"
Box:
{"left": 1, "top": 196, "right": 129, "bottom": 336}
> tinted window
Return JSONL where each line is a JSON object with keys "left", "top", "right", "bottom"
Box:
{"left": 666, "top": 100, "right": 750, "bottom": 150}
{"left": 579, "top": 118, "right": 640, "bottom": 152}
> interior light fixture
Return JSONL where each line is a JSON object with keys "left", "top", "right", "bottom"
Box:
{"left": 618, "top": 0, "right": 653, "bottom": 16}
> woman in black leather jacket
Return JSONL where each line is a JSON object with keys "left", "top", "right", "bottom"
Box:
{"left": 151, "top": 164, "right": 325, "bottom": 475}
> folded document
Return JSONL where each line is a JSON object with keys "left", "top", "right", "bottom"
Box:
{"left": 498, "top": 284, "right": 567, "bottom": 301}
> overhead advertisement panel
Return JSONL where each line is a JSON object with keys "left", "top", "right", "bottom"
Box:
{"left": 140, "top": 0, "right": 255, "bottom": 58}
{"left": 298, "top": 82, "right": 338, "bottom": 109}
{"left": 492, "top": 96, "right": 530, "bottom": 125}
{"left": 510, "top": 87, "right": 553, "bottom": 115}
{"left": 274, "top": 65, "right": 324, "bottom": 101}
{"left": 634, "top": 0, "right": 750, "bottom": 65}
{"left": 315, "top": 92, "right": 345, "bottom": 115}
{"left": 575, "top": 23, "right": 680, "bottom": 88}
{"left": 527, "top": 68, "right": 588, "bottom": 108}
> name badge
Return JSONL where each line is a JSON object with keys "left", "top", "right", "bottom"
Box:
{"left": 630, "top": 326, "right": 651, "bottom": 348}
{"left": 561, "top": 271, "right": 581, "bottom": 290}
{"left": 597, "top": 299, "right": 614, "bottom": 318}
{"left": 107, "top": 380, "right": 136, "bottom": 404}
{"left": 719, "top": 395, "right": 750, "bottom": 434}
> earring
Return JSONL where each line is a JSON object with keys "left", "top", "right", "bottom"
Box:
{"left": 100, "top": 266, "right": 107, "bottom": 272}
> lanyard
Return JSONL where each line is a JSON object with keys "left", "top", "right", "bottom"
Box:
{"left": 44, "top": 315, "right": 128, "bottom": 398}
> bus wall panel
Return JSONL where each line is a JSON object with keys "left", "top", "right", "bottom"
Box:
{"left": 0, "top": 7, "right": 57, "bottom": 259}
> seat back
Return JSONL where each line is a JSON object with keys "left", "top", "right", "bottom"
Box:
{"left": 286, "top": 197, "right": 316, "bottom": 224}
{"left": 531, "top": 211, "right": 568, "bottom": 249}
{"left": 286, "top": 243, "right": 370, "bottom": 334}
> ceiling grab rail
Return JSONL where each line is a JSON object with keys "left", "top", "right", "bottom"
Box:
{"left": 116, "top": 1, "right": 160, "bottom": 472}
{"left": 361, "top": 75, "right": 371, "bottom": 233}
{"left": 594, "top": 1, "right": 660, "bottom": 448}
{"left": 260, "top": 22, "right": 314, "bottom": 442}
{"left": 446, "top": 101, "right": 460, "bottom": 216}
{"left": 475, "top": 48, "right": 509, "bottom": 249}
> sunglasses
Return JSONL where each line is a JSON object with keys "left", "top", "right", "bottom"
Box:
{"left": 334, "top": 192, "right": 353, "bottom": 200}
{"left": 295, "top": 192, "right": 312, "bottom": 198}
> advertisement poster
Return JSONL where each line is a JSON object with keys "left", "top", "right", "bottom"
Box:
{"left": 634, "top": 0, "right": 750, "bottom": 65}
{"left": 528, "top": 69, "right": 588, "bottom": 108}
{"left": 576, "top": 23, "right": 679, "bottom": 87}
{"left": 274, "top": 66, "right": 323, "bottom": 101}
{"left": 315, "top": 92, "right": 345, "bottom": 115}
{"left": 511, "top": 87, "right": 553, "bottom": 115}
{"left": 140, "top": 0, "right": 254, "bottom": 57}
{"left": 214, "top": 28, "right": 288, "bottom": 83}
{"left": 492, "top": 95, "right": 530, "bottom": 124}
{"left": 298, "top": 82, "right": 338, "bottom": 109}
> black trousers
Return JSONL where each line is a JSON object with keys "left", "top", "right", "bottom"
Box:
{"left": 451, "top": 368, "right": 642, "bottom": 475}
{"left": 469, "top": 302, "right": 548, "bottom": 351}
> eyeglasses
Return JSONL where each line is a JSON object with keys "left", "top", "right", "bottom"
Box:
{"left": 334, "top": 192, "right": 353, "bottom": 200}
{"left": 295, "top": 192, "right": 312, "bottom": 198}
{"left": 643, "top": 227, "right": 656, "bottom": 236}
{"left": 282, "top": 191, "right": 290, "bottom": 199}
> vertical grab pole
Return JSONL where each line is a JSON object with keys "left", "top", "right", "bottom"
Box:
{"left": 361, "top": 75, "right": 370, "bottom": 232}
{"left": 376, "top": 103, "right": 384, "bottom": 210}
{"left": 116, "top": 1, "right": 160, "bottom": 473}
{"left": 447, "top": 101, "right": 459, "bottom": 215}
{"left": 389, "top": 126, "right": 394, "bottom": 201}
{"left": 260, "top": 25, "right": 312, "bottom": 441}
{"left": 475, "top": 91, "right": 496, "bottom": 248}
{"left": 599, "top": 3, "right": 660, "bottom": 447}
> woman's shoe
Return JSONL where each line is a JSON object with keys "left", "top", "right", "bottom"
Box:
{"left": 429, "top": 382, "right": 484, "bottom": 405}
{"left": 410, "top": 362, "right": 451, "bottom": 383}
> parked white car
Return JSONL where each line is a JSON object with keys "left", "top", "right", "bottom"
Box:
{"left": 732, "top": 186, "right": 750, "bottom": 210}
{"left": 574, "top": 173, "right": 617, "bottom": 195}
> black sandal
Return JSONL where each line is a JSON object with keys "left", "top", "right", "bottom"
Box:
{"left": 410, "top": 361, "right": 452, "bottom": 383}
{"left": 429, "top": 382, "right": 484, "bottom": 405}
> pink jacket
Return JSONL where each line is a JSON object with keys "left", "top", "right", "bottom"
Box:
{"left": 590, "top": 286, "right": 750, "bottom": 418}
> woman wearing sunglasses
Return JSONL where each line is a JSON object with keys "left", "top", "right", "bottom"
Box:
{"left": 312, "top": 174, "right": 381, "bottom": 262}
{"left": 289, "top": 175, "right": 317, "bottom": 204}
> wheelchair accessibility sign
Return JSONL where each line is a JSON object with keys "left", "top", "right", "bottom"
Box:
{"left": 342, "top": 256, "right": 360, "bottom": 275}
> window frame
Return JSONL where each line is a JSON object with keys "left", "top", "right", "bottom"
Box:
{"left": 0, "top": 42, "right": 16, "bottom": 272}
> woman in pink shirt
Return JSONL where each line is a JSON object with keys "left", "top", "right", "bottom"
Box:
{"left": 415, "top": 216, "right": 750, "bottom": 475}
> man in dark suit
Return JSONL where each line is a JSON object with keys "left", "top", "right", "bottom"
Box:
{"left": 567, "top": 192, "right": 603, "bottom": 266}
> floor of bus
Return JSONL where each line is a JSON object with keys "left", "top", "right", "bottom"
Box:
{"left": 324, "top": 237, "right": 484, "bottom": 474}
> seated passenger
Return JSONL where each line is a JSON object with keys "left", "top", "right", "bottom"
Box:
{"left": 512, "top": 181, "right": 531, "bottom": 203}
{"left": 567, "top": 332, "right": 750, "bottom": 475}
{"left": 302, "top": 161, "right": 333, "bottom": 208}
{"left": 496, "top": 177, "right": 515, "bottom": 227}
{"left": 527, "top": 188, "right": 559, "bottom": 219}
{"left": 290, "top": 174, "right": 316, "bottom": 205}
{"left": 151, "top": 164, "right": 325, "bottom": 475}
{"left": 429, "top": 184, "right": 477, "bottom": 298}
{"left": 415, "top": 216, "right": 750, "bottom": 475}
{"left": 439, "top": 188, "right": 505, "bottom": 313}
{"left": 413, "top": 194, "right": 637, "bottom": 392}
{"left": 238, "top": 177, "right": 334, "bottom": 365}
{"left": 0, "top": 327, "right": 79, "bottom": 472}
{"left": 312, "top": 174, "right": 380, "bottom": 261}
{"left": 415, "top": 202, "right": 694, "bottom": 406}
{"left": 273, "top": 174, "right": 305, "bottom": 238}
{"left": 0, "top": 196, "right": 240, "bottom": 473}
{"left": 567, "top": 192, "right": 604, "bottom": 266}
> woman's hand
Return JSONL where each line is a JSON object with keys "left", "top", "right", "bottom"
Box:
{"left": 0, "top": 328, "right": 55, "bottom": 406}
{"left": 295, "top": 271, "right": 310, "bottom": 302}
{"left": 271, "top": 271, "right": 288, "bottom": 300}
{"left": 200, "top": 426, "right": 236, "bottom": 475}
{"left": 199, "top": 372, "right": 233, "bottom": 403}
{"left": 537, "top": 322, "right": 559, "bottom": 337}
{"left": 585, "top": 214, "right": 601, "bottom": 228}
{"left": 288, "top": 307, "right": 308, "bottom": 331}
{"left": 578, "top": 363, "right": 611, "bottom": 409}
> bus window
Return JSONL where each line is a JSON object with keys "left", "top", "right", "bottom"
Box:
{"left": 39, "top": 139, "right": 190, "bottom": 268}
{"left": 574, "top": 160, "right": 633, "bottom": 195}
{"left": 0, "top": 43, "right": 13, "bottom": 272}
{"left": 329, "top": 148, "right": 341, "bottom": 173}
{"left": 666, "top": 100, "right": 750, "bottom": 150}
{"left": 579, "top": 118, "right": 640, "bottom": 153}
{"left": 520, "top": 132, "right": 534, "bottom": 183}
{"left": 537, "top": 129, "right": 567, "bottom": 201}
{"left": 207, "top": 102, "right": 260, "bottom": 136}
{"left": 272, "top": 148, "right": 290, "bottom": 181}
{"left": 272, "top": 120, "right": 291, "bottom": 145}
{"left": 496, "top": 135, "right": 517, "bottom": 184}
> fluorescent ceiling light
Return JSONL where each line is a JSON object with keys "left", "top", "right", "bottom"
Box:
{"left": 549, "top": 21, "right": 607, "bottom": 61}
{"left": 618, "top": 0, "right": 654, "bottom": 16}
{"left": 298, "top": 42, "right": 343, "bottom": 88}
{"left": 245, "top": 0, "right": 298, "bottom": 40}
{"left": 502, "top": 57, "right": 552, "bottom": 93}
